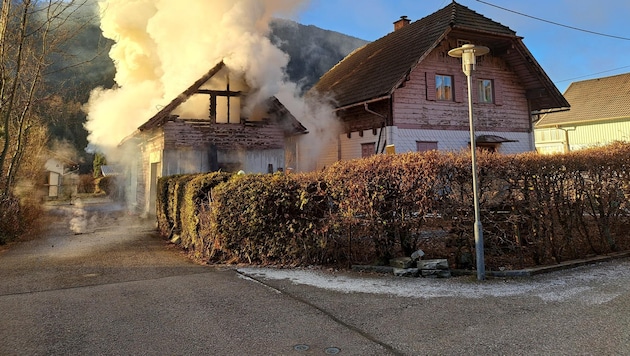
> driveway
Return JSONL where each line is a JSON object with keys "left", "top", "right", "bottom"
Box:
{"left": 0, "top": 199, "right": 629, "bottom": 355}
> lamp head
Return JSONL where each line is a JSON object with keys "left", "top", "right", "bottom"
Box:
{"left": 447, "top": 44, "right": 489, "bottom": 76}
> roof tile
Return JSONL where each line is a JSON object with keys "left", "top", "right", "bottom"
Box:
{"left": 312, "top": 1, "right": 514, "bottom": 108}
{"left": 536, "top": 73, "right": 630, "bottom": 127}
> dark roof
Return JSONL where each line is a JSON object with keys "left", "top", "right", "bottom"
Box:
{"left": 312, "top": 1, "right": 568, "bottom": 112}
{"left": 536, "top": 72, "right": 630, "bottom": 127}
{"left": 477, "top": 135, "right": 518, "bottom": 143}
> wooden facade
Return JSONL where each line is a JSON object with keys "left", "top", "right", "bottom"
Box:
{"left": 311, "top": 2, "right": 568, "bottom": 167}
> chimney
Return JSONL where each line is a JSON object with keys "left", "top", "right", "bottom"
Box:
{"left": 394, "top": 16, "right": 410, "bottom": 31}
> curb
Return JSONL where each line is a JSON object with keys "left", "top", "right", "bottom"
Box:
{"left": 352, "top": 251, "right": 630, "bottom": 278}
{"left": 453, "top": 251, "right": 630, "bottom": 278}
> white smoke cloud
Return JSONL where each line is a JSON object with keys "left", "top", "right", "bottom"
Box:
{"left": 84, "top": 0, "right": 341, "bottom": 170}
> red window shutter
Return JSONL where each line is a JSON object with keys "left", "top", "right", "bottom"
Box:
{"left": 426, "top": 72, "right": 436, "bottom": 101}
{"left": 472, "top": 79, "right": 479, "bottom": 104}
{"left": 494, "top": 79, "right": 503, "bottom": 106}
{"left": 454, "top": 73, "right": 465, "bottom": 103}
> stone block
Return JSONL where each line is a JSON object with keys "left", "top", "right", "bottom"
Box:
{"left": 393, "top": 268, "right": 419, "bottom": 277}
{"left": 411, "top": 249, "right": 425, "bottom": 261}
{"left": 421, "top": 269, "right": 452, "bottom": 278}
{"left": 418, "top": 259, "right": 449, "bottom": 270}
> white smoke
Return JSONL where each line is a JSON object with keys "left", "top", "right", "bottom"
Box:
{"left": 84, "top": 0, "right": 341, "bottom": 169}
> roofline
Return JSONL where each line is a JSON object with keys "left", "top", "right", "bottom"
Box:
{"left": 138, "top": 61, "right": 226, "bottom": 131}
{"left": 118, "top": 129, "right": 142, "bottom": 147}
{"left": 332, "top": 95, "right": 391, "bottom": 112}
{"left": 451, "top": 24, "right": 519, "bottom": 39}
{"left": 536, "top": 114, "right": 630, "bottom": 128}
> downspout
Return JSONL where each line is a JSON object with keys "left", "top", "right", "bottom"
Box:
{"left": 364, "top": 102, "right": 387, "bottom": 154}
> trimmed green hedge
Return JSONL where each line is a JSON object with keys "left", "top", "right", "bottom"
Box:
{"left": 157, "top": 142, "right": 630, "bottom": 269}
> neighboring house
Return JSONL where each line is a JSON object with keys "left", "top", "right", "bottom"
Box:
{"left": 309, "top": 1, "right": 568, "bottom": 167}
{"left": 121, "top": 61, "right": 306, "bottom": 215}
{"left": 43, "top": 156, "right": 78, "bottom": 199}
{"left": 535, "top": 73, "right": 630, "bottom": 154}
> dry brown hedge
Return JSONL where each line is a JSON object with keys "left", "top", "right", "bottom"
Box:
{"left": 157, "top": 142, "right": 630, "bottom": 270}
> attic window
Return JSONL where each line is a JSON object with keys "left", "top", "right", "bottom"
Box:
{"left": 478, "top": 79, "right": 493, "bottom": 103}
{"left": 435, "top": 75, "right": 453, "bottom": 101}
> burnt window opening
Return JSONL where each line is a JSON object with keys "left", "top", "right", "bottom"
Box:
{"left": 197, "top": 81, "right": 242, "bottom": 124}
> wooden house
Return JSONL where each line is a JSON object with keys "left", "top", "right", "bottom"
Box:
{"left": 122, "top": 61, "right": 306, "bottom": 215}
{"left": 309, "top": 1, "right": 569, "bottom": 166}
{"left": 535, "top": 73, "right": 630, "bottom": 154}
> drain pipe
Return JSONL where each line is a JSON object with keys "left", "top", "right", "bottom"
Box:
{"left": 364, "top": 102, "right": 387, "bottom": 154}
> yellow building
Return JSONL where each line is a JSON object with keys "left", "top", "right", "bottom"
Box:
{"left": 535, "top": 73, "right": 630, "bottom": 154}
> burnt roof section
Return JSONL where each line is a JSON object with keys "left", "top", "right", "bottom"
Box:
{"left": 136, "top": 60, "right": 305, "bottom": 135}
{"left": 312, "top": 1, "right": 568, "bottom": 112}
{"left": 139, "top": 61, "right": 226, "bottom": 131}
{"left": 536, "top": 72, "right": 630, "bottom": 127}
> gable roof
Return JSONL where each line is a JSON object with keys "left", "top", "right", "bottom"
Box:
{"left": 312, "top": 1, "right": 568, "bottom": 112}
{"left": 138, "top": 61, "right": 226, "bottom": 131}
{"left": 135, "top": 60, "right": 305, "bottom": 135}
{"left": 536, "top": 72, "right": 630, "bottom": 127}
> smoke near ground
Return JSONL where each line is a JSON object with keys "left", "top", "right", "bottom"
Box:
{"left": 83, "top": 0, "right": 344, "bottom": 169}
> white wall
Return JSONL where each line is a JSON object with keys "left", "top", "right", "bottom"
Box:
{"left": 392, "top": 127, "right": 534, "bottom": 154}
{"left": 334, "top": 126, "right": 533, "bottom": 161}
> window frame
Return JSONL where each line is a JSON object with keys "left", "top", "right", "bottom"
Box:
{"left": 361, "top": 142, "right": 376, "bottom": 158}
{"left": 435, "top": 74, "right": 454, "bottom": 101}
{"left": 416, "top": 141, "right": 438, "bottom": 152}
{"left": 477, "top": 79, "right": 494, "bottom": 104}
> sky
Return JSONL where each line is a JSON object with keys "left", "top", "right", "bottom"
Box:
{"left": 293, "top": 0, "right": 630, "bottom": 93}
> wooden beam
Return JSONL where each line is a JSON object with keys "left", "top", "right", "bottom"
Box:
{"left": 196, "top": 89, "right": 242, "bottom": 97}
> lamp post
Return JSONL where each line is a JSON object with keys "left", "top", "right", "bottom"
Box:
{"left": 448, "top": 44, "right": 489, "bottom": 281}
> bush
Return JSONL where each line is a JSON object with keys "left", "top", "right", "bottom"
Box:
{"left": 157, "top": 142, "right": 630, "bottom": 270}
{"left": 0, "top": 195, "right": 45, "bottom": 244}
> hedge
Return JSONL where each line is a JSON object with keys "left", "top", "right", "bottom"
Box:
{"left": 157, "top": 142, "right": 630, "bottom": 270}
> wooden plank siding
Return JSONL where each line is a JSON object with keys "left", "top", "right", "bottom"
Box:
{"left": 162, "top": 120, "right": 285, "bottom": 150}
{"left": 392, "top": 40, "right": 531, "bottom": 133}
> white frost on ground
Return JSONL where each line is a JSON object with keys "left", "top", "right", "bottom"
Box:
{"left": 238, "top": 260, "right": 630, "bottom": 305}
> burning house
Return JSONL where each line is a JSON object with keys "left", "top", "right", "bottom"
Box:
{"left": 120, "top": 61, "right": 306, "bottom": 215}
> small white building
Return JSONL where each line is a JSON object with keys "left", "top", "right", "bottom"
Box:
{"left": 44, "top": 157, "right": 77, "bottom": 199}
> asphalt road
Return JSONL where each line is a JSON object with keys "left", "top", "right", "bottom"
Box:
{"left": 1, "top": 199, "right": 629, "bottom": 355}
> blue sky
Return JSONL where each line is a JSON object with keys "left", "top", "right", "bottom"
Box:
{"left": 294, "top": 0, "right": 630, "bottom": 93}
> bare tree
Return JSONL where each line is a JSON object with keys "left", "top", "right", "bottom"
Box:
{"left": 0, "top": 0, "right": 93, "bottom": 197}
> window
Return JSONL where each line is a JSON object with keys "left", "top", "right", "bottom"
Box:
{"left": 435, "top": 75, "right": 453, "bottom": 101}
{"left": 478, "top": 79, "right": 493, "bottom": 103}
{"left": 361, "top": 142, "right": 376, "bottom": 158}
{"left": 417, "top": 141, "right": 438, "bottom": 152}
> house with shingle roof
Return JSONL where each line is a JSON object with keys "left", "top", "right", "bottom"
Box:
{"left": 120, "top": 61, "right": 306, "bottom": 215}
{"left": 309, "top": 1, "right": 568, "bottom": 166}
{"left": 534, "top": 73, "right": 630, "bottom": 154}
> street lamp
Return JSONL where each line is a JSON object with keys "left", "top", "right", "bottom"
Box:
{"left": 448, "top": 44, "right": 489, "bottom": 281}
